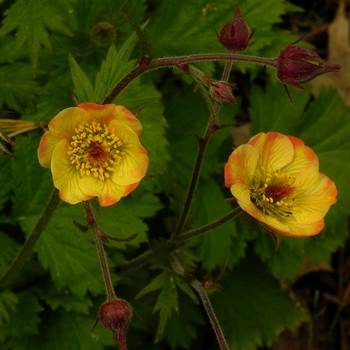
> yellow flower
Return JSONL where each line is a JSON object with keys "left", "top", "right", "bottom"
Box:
{"left": 38, "top": 103, "right": 149, "bottom": 207}
{"left": 224, "top": 131, "right": 337, "bottom": 237}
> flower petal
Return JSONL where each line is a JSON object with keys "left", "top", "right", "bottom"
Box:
{"left": 97, "top": 180, "right": 126, "bottom": 207}
{"left": 48, "top": 107, "right": 92, "bottom": 139}
{"left": 293, "top": 173, "right": 337, "bottom": 224}
{"left": 51, "top": 139, "right": 93, "bottom": 204}
{"left": 78, "top": 103, "right": 142, "bottom": 135}
{"left": 109, "top": 121, "right": 149, "bottom": 186}
{"left": 224, "top": 144, "right": 258, "bottom": 188}
{"left": 276, "top": 219, "right": 325, "bottom": 237}
{"left": 283, "top": 136, "right": 319, "bottom": 177}
{"left": 37, "top": 131, "right": 61, "bottom": 168}
{"left": 249, "top": 132, "right": 294, "bottom": 172}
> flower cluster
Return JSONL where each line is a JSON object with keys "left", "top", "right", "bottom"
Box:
{"left": 224, "top": 132, "right": 337, "bottom": 236}
{"left": 38, "top": 103, "right": 148, "bottom": 206}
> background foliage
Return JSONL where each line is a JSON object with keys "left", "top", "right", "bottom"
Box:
{"left": 0, "top": 0, "right": 349, "bottom": 349}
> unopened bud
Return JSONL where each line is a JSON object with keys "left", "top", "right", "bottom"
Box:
{"left": 218, "top": 6, "right": 251, "bottom": 51}
{"left": 99, "top": 299, "right": 132, "bottom": 350}
{"left": 277, "top": 45, "right": 340, "bottom": 88}
{"left": 209, "top": 81, "right": 236, "bottom": 104}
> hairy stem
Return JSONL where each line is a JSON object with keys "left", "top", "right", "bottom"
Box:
{"left": 191, "top": 280, "right": 230, "bottom": 350}
{"left": 104, "top": 53, "right": 276, "bottom": 103}
{"left": 83, "top": 201, "right": 116, "bottom": 301}
{"left": 0, "top": 190, "right": 60, "bottom": 288}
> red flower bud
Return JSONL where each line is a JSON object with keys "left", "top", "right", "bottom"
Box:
{"left": 99, "top": 299, "right": 132, "bottom": 350}
{"left": 218, "top": 6, "right": 251, "bottom": 51}
{"left": 209, "top": 81, "right": 236, "bottom": 104}
{"left": 277, "top": 45, "right": 340, "bottom": 88}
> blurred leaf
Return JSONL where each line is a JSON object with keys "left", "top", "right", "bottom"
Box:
{"left": 0, "top": 64, "right": 41, "bottom": 111}
{"left": 36, "top": 282, "right": 93, "bottom": 314}
{"left": 11, "top": 134, "right": 52, "bottom": 217}
{"left": 212, "top": 255, "right": 307, "bottom": 350}
{"left": 0, "top": 158, "right": 12, "bottom": 210}
{"left": 14, "top": 310, "right": 109, "bottom": 350}
{"left": 0, "top": 233, "right": 19, "bottom": 277}
{"left": 164, "top": 294, "right": 203, "bottom": 350}
{"left": 0, "top": 290, "right": 17, "bottom": 325}
{"left": 0, "top": 0, "right": 72, "bottom": 68}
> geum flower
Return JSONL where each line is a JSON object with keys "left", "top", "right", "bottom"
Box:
{"left": 38, "top": 103, "right": 148, "bottom": 207}
{"left": 224, "top": 132, "right": 337, "bottom": 237}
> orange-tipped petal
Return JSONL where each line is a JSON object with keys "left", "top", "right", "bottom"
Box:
{"left": 249, "top": 132, "right": 294, "bottom": 172}
{"left": 283, "top": 136, "right": 319, "bottom": 176}
{"left": 224, "top": 144, "right": 258, "bottom": 188}
{"left": 77, "top": 103, "right": 142, "bottom": 135}
{"left": 110, "top": 121, "right": 149, "bottom": 186}
{"left": 48, "top": 107, "right": 92, "bottom": 139}
{"left": 293, "top": 173, "right": 337, "bottom": 224}
{"left": 97, "top": 180, "right": 126, "bottom": 207}
{"left": 38, "top": 131, "right": 60, "bottom": 168}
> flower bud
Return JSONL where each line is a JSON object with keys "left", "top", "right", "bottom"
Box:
{"left": 99, "top": 299, "right": 132, "bottom": 350}
{"left": 276, "top": 45, "right": 340, "bottom": 88}
{"left": 218, "top": 6, "right": 251, "bottom": 51}
{"left": 209, "top": 81, "right": 236, "bottom": 104}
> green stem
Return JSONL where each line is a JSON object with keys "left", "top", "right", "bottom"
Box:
{"left": 0, "top": 190, "right": 60, "bottom": 289}
{"left": 83, "top": 201, "right": 116, "bottom": 301}
{"left": 104, "top": 53, "right": 276, "bottom": 103}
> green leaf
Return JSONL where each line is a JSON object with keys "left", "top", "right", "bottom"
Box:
{"left": 189, "top": 181, "right": 250, "bottom": 271}
{"left": 11, "top": 134, "right": 52, "bottom": 217}
{"left": 0, "top": 290, "right": 17, "bottom": 325}
{"left": 2, "top": 291, "right": 43, "bottom": 340}
{"left": 0, "top": 233, "right": 19, "bottom": 277}
{"left": 164, "top": 294, "right": 203, "bottom": 350}
{"left": 148, "top": 0, "right": 298, "bottom": 57}
{"left": 0, "top": 0, "right": 72, "bottom": 68}
{"left": 70, "top": 31, "right": 138, "bottom": 103}
{"left": 20, "top": 205, "right": 103, "bottom": 297}
{"left": 212, "top": 255, "right": 307, "bottom": 350}
{"left": 0, "top": 64, "right": 41, "bottom": 111}
{"left": 13, "top": 309, "right": 109, "bottom": 350}
{"left": 136, "top": 271, "right": 181, "bottom": 341}
{"left": 0, "top": 158, "right": 12, "bottom": 210}
{"left": 94, "top": 35, "right": 137, "bottom": 102}
{"left": 69, "top": 55, "right": 95, "bottom": 103}
{"left": 36, "top": 282, "right": 93, "bottom": 314}
{"left": 95, "top": 192, "right": 162, "bottom": 249}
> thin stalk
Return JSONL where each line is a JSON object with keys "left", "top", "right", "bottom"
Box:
{"left": 171, "top": 128, "right": 211, "bottom": 239}
{"left": 117, "top": 207, "right": 240, "bottom": 274}
{"left": 177, "top": 207, "right": 241, "bottom": 244}
{"left": 191, "top": 280, "right": 230, "bottom": 350}
{"left": 104, "top": 53, "right": 276, "bottom": 103}
{"left": 83, "top": 201, "right": 116, "bottom": 301}
{"left": 171, "top": 60, "right": 235, "bottom": 240}
{"left": 0, "top": 190, "right": 60, "bottom": 288}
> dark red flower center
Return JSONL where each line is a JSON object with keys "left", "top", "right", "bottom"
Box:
{"left": 265, "top": 184, "right": 293, "bottom": 202}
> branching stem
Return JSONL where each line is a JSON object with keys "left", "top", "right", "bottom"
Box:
{"left": 104, "top": 53, "right": 276, "bottom": 103}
